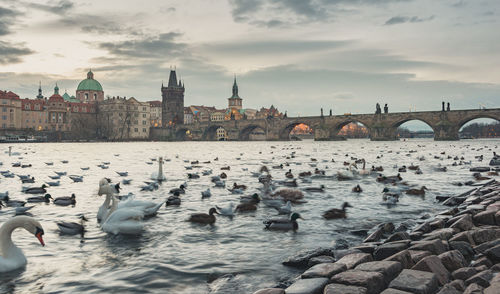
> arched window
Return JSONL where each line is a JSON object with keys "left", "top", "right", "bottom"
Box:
{"left": 85, "top": 93, "right": 89, "bottom": 100}
{"left": 94, "top": 93, "right": 97, "bottom": 100}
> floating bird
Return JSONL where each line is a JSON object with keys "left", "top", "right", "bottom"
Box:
{"left": 122, "top": 179, "right": 132, "bottom": 185}
{"left": 80, "top": 167, "right": 90, "bottom": 170}
{"left": 69, "top": 175, "right": 83, "bottom": 182}
{"left": 166, "top": 194, "right": 181, "bottom": 206}
{"left": 304, "top": 185, "right": 325, "bottom": 192}
{"left": 116, "top": 171, "right": 128, "bottom": 177}
{"left": 214, "top": 180, "right": 225, "bottom": 188}
{"left": 264, "top": 212, "right": 303, "bottom": 231}
{"left": 15, "top": 206, "right": 34, "bottom": 215}
{"left": 49, "top": 175, "right": 61, "bottom": 180}
{"left": 405, "top": 186, "right": 427, "bottom": 196}
{"left": 53, "top": 194, "right": 76, "bottom": 206}
{"left": 273, "top": 201, "right": 292, "bottom": 215}
{"left": 27, "top": 194, "right": 52, "bottom": 203}
{"left": 216, "top": 203, "right": 235, "bottom": 216}
{"left": 57, "top": 215, "right": 88, "bottom": 236}
{"left": 169, "top": 185, "right": 186, "bottom": 194}
{"left": 54, "top": 171, "right": 67, "bottom": 176}
{"left": 3, "top": 197, "right": 26, "bottom": 207}
{"left": 201, "top": 188, "right": 212, "bottom": 198}
{"left": 102, "top": 195, "right": 144, "bottom": 235}
{"left": 0, "top": 191, "right": 8, "bottom": 200}
{"left": 188, "top": 207, "right": 218, "bottom": 224}
{"left": 151, "top": 156, "right": 166, "bottom": 182}
{"left": 46, "top": 180, "right": 60, "bottom": 186}
{"left": 0, "top": 216, "right": 45, "bottom": 273}
{"left": 323, "top": 202, "right": 352, "bottom": 219}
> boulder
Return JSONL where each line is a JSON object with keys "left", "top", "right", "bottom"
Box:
{"left": 364, "top": 228, "right": 384, "bottom": 243}
{"left": 471, "top": 256, "right": 492, "bottom": 268}
{"left": 495, "top": 211, "right": 500, "bottom": 225}
{"left": 448, "top": 279, "right": 465, "bottom": 291}
{"left": 449, "top": 231, "right": 475, "bottom": 245}
{"left": 429, "top": 219, "right": 446, "bottom": 230}
{"left": 355, "top": 261, "right": 403, "bottom": 285}
{"left": 412, "top": 255, "right": 450, "bottom": 285}
{"left": 252, "top": 289, "right": 285, "bottom": 294}
{"left": 422, "top": 228, "right": 456, "bottom": 241}
{"left": 388, "top": 269, "right": 439, "bottom": 294}
{"left": 336, "top": 253, "right": 373, "bottom": 270}
{"left": 474, "top": 265, "right": 488, "bottom": 272}
{"left": 351, "top": 244, "right": 378, "bottom": 254}
{"left": 449, "top": 241, "right": 475, "bottom": 262}
{"left": 437, "top": 250, "right": 467, "bottom": 272}
{"left": 413, "top": 222, "right": 432, "bottom": 234}
{"left": 380, "top": 289, "right": 413, "bottom": 294}
{"left": 409, "top": 239, "right": 447, "bottom": 255}
{"left": 409, "top": 232, "right": 423, "bottom": 241}
{"left": 374, "top": 242, "right": 410, "bottom": 261}
{"left": 385, "top": 232, "right": 410, "bottom": 243}
{"left": 335, "top": 249, "right": 363, "bottom": 259}
{"left": 301, "top": 263, "right": 346, "bottom": 279}
{"left": 307, "top": 255, "right": 336, "bottom": 268}
{"left": 472, "top": 238, "right": 500, "bottom": 254}
{"left": 323, "top": 283, "right": 367, "bottom": 294}
{"left": 330, "top": 270, "right": 385, "bottom": 294}
{"left": 451, "top": 267, "right": 477, "bottom": 281}
{"left": 283, "top": 248, "right": 335, "bottom": 268}
{"left": 465, "top": 269, "right": 493, "bottom": 288}
{"left": 484, "top": 244, "right": 500, "bottom": 263}
{"left": 472, "top": 228, "right": 500, "bottom": 244}
{"left": 473, "top": 210, "right": 497, "bottom": 225}
{"left": 409, "top": 250, "right": 432, "bottom": 264}
{"left": 285, "top": 277, "right": 329, "bottom": 294}
{"left": 436, "top": 284, "right": 461, "bottom": 294}
{"left": 449, "top": 214, "right": 474, "bottom": 231}
{"left": 384, "top": 250, "right": 414, "bottom": 269}
{"left": 463, "top": 283, "right": 484, "bottom": 294}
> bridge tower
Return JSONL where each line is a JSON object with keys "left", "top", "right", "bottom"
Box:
{"left": 161, "top": 69, "right": 185, "bottom": 127}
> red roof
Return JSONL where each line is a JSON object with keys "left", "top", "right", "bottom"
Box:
{"left": 0, "top": 90, "right": 20, "bottom": 100}
{"left": 148, "top": 100, "right": 162, "bottom": 107}
{"left": 49, "top": 94, "right": 65, "bottom": 102}
{"left": 22, "top": 98, "right": 46, "bottom": 111}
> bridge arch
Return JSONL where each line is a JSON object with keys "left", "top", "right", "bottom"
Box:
{"left": 333, "top": 120, "right": 371, "bottom": 139}
{"left": 280, "top": 121, "right": 316, "bottom": 140}
{"left": 175, "top": 128, "right": 192, "bottom": 140}
{"left": 202, "top": 125, "right": 227, "bottom": 141}
{"left": 458, "top": 114, "right": 500, "bottom": 132}
{"left": 239, "top": 124, "right": 267, "bottom": 140}
{"left": 392, "top": 118, "right": 436, "bottom": 139}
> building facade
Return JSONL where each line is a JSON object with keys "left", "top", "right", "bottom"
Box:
{"left": 98, "top": 96, "right": 150, "bottom": 140}
{"left": 148, "top": 100, "right": 162, "bottom": 127}
{"left": 210, "top": 110, "right": 226, "bottom": 122}
{"left": 0, "top": 90, "right": 22, "bottom": 129}
{"left": 225, "top": 77, "right": 244, "bottom": 120}
{"left": 184, "top": 107, "right": 193, "bottom": 124}
{"left": 161, "top": 70, "right": 184, "bottom": 126}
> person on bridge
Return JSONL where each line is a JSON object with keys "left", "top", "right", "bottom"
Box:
{"left": 376, "top": 103, "right": 381, "bottom": 114}
{"left": 442, "top": 101, "right": 445, "bottom": 111}
{"left": 384, "top": 104, "right": 388, "bottom": 114}
{"left": 447, "top": 102, "right": 450, "bottom": 111}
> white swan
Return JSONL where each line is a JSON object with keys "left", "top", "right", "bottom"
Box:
{"left": 337, "top": 163, "right": 356, "bottom": 180}
{"left": 151, "top": 157, "right": 166, "bottom": 182}
{"left": 97, "top": 178, "right": 118, "bottom": 222}
{"left": 117, "top": 196, "right": 164, "bottom": 217}
{"left": 0, "top": 216, "right": 45, "bottom": 272}
{"left": 101, "top": 195, "right": 144, "bottom": 235}
{"left": 358, "top": 159, "right": 371, "bottom": 176}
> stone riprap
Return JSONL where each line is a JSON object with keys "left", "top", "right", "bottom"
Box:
{"left": 252, "top": 180, "right": 500, "bottom": 294}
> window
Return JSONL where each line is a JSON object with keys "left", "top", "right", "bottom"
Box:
{"left": 1, "top": 100, "right": 6, "bottom": 104}
{"left": 142, "top": 120, "right": 146, "bottom": 125}
{"left": 142, "top": 128, "right": 146, "bottom": 132}
{"left": 85, "top": 93, "right": 89, "bottom": 100}
{"left": 142, "top": 114, "right": 146, "bottom": 118}
{"left": 24, "top": 105, "right": 30, "bottom": 110}
{"left": 34, "top": 104, "right": 40, "bottom": 110}
{"left": 2, "top": 115, "right": 6, "bottom": 120}
{"left": 134, "top": 128, "right": 138, "bottom": 132}
{"left": 142, "top": 107, "right": 147, "bottom": 111}
{"left": 94, "top": 93, "right": 97, "bottom": 100}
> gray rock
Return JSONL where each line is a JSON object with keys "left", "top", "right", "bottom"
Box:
{"left": 449, "top": 241, "right": 475, "bottom": 262}
{"left": 436, "top": 284, "right": 461, "bottom": 294}
{"left": 465, "top": 269, "right": 493, "bottom": 288}
{"left": 385, "top": 232, "right": 410, "bottom": 243}
{"left": 448, "top": 279, "right": 466, "bottom": 291}
{"left": 411, "top": 255, "right": 450, "bottom": 286}
{"left": 409, "top": 250, "right": 432, "bottom": 264}
{"left": 429, "top": 219, "right": 445, "bottom": 230}
{"left": 484, "top": 243, "right": 500, "bottom": 263}
{"left": 330, "top": 270, "right": 385, "bottom": 294}
{"left": 351, "top": 244, "right": 378, "bottom": 254}
{"left": 422, "top": 228, "right": 456, "bottom": 241}
{"left": 335, "top": 249, "right": 363, "bottom": 260}
{"left": 323, "top": 283, "right": 367, "bottom": 294}
{"left": 471, "top": 256, "right": 492, "bottom": 268}
{"left": 355, "top": 261, "right": 403, "bottom": 285}
{"left": 336, "top": 253, "right": 373, "bottom": 270}
{"left": 438, "top": 250, "right": 467, "bottom": 272}
{"left": 374, "top": 242, "right": 410, "bottom": 261}
{"left": 463, "top": 283, "right": 484, "bottom": 294}
{"left": 473, "top": 210, "right": 497, "bottom": 225}
{"left": 307, "top": 255, "right": 336, "bottom": 268}
{"left": 473, "top": 238, "right": 500, "bottom": 254}
{"left": 472, "top": 228, "right": 500, "bottom": 244}
{"left": 413, "top": 222, "right": 432, "bottom": 234}
{"left": 283, "top": 248, "right": 335, "bottom": 268}
{"left": 389, "top": 269, "right": 439, "bottom": 294}
{"left": 384, "top": 250, "right": 414, "bottom": 269}
{"left": 449, "top": 231, "right": 476, "bottom": 245}
{"left": 451, "top": 267, "right": 477, "bottom": 280}
{"left": 285, "top": 277, "right": 329, "bottom": 294}
{"left": 252, "top": 289, "right": 285, "bottom": 294}
{"left": 409, "top": 239, "right": 447, "bottom": 255}
{"left": 380, "top": 289, "right": 413, "bottom": 294}
{"left": 301, "top": 263, "right": 346, "bottom": 279}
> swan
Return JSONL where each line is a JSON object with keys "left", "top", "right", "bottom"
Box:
{"left": 97, "top": 179, "right": 119, "bottom": 222}
{"left": 117, "top": 196, "right": 165, "bottom": 217}
{"left": 102, "top": 195, "right": 144, "bottom": 235}
{"left": 0, "top": 216, "right": 45, "bottom": 272}
{"left": 358, "top": 159, "right": 371, "bottom": 176}
{"left": 151, "top": 157, "right": 166, "bottom": 182}
{"left": 216, "top": 203, "right": 234, "bottom": 216}
{"left": 337, "top": 164, "right": 356, "bottom": 180}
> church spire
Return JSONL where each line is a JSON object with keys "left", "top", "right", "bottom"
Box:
{"left": 54, "top": 83, "right": 59, "bottom": 95}
{"left": 37, "top": 81, "right": 43, "bottom": 99}
{"left": 231, "top": 75, "right": 240, "bottom": 98}
{"left": 168, "top": 69, "right": 178, "bottom": 87}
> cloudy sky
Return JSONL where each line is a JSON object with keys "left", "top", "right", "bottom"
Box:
{"left": 1, "top": 0, "right": 499, "bottom": 122}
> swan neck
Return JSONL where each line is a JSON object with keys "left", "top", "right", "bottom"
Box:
{"left": 0, "top": 218, "right": 24, "bottom": 256}
{"left": 158, "top": 160, "right": 163, "bottom": 179}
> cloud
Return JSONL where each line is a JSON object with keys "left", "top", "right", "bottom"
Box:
{"left": 28, "top": 0, "right": 74, "bottom": 15}
{"left": 0, "top": 6, "right": 21, "bottom": 36}
{"left": 384, "top": 15, "right": 435, "bottom": 25}
{"left": 0, "top": 41, "right": 34, "bottom": 64}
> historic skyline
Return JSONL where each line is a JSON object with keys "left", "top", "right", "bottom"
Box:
{"left": 1, "top": 0, "right": 499, "bottom": 118}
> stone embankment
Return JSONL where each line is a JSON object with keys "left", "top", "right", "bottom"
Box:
{"left": 253, "top": 180, "right": 500, "bottom": 294}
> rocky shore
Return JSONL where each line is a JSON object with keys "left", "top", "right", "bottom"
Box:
{"left": 253, "top": 180, "right": 500, "bottom": 294}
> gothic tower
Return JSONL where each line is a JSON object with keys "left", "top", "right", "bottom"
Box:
{"left": 227, "top": 77, "right": 242, "bottom": 110}
{"left": 161, "top": 69, "right": 185, "bottom": 126}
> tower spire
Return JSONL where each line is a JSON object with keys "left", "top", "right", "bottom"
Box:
{"left": 37, "top": 81, "right": 43, "bottom": 99}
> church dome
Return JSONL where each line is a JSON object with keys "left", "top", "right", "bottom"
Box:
{"left": 77, "top": 70, "right": 103, "bottom": 91}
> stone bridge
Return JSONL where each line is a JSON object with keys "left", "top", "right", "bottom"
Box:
{"left": 150, "top": 108, "right": 500, "bottom": 141}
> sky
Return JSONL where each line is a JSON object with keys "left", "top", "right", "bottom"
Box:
{"left": 1, "top": 0, "right": 499, "bottom": 128}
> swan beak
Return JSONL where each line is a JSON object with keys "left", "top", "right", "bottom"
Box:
{"left": 36, "top": 232, "right": 45, "bottom": 246}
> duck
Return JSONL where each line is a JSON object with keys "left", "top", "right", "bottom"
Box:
{"left": 166, "top": 193, "right": 181, "bottom": 206}
{"left": 80, "top": 167, "right": 90, "bottom": 170}
{"left": 298, "top": 171, "right": 312, "bottom": 177}
{"left": 220, "top": 172, "right": 227, "bottom": 179}
{"left": 27, "top": 194, "right": 53, "bottom": 203}
{"left": 221, "top": 166, "right": 230, "bottom": 171}
{"left": 0, "top": 191, "right": 8, "bottom": 200}
{"left": 285, "top": 169, "right": 294, "bottom": 179}
{"left": 304, "top": 185, "right": 325, "bottom": 192}
{"left": 188, "top": 173, "right": 200, "bottom": 179}
{"left": 214, "top": 180, "right": 225, "bottom": 188}
{"left": 473, "top": 173, "right": 490, "bottom": 181}
{"left": 264, "top": 212, "right": 303, "bottom": 231}
{"left": 53, "top": 194, "right": 76, "bottom": 206}
{"left": 169, "top": 185, "right": 186, "bottom": 194}
{"left": 45, "top": 162, "right": 53, "bottom": 166}
{"left": 21, "top": 177, "right": 35, "bottom": 184}
{"left": 314, "top": 168, "right": 325, "bottom": 175}
{"left": 57, "top": 215, "right": 88, "bottom": 236}
{"left": 282, "top": 179, "right": 297, "bottom": 187}
{"left": 322, "top": 202, "right": 352, "bottom": 219}
{"left": 405, "top": 186, "right": 427, "bottom": 196}
{"left": 151, "top": 156, "right": 166, "bottom": 182}
{"left": 0, "top": 216, "right": 45, "bottom": 272}
{"left": 216, "top": 203, "right": 235, "bottom": 217}
{"left": 272, "top": 189, "right": 304, "bottom": 203}
{"left": 116, "top": 171, "right": 128, "bottom": 177}
{"left": 398, "top": 166, "right": 407, "bottom": 173}
{"left": 188, "top": 207, "right": 218, "bottom": 224}
{"left": 101, "top": 195, "right": 144, "bottom": 235}
{"left": 240, "top": 193, "right": 260, "bottom": 204}
{"left": 48, "top": 175, "right": 61, "bottom": 180}
{"left": 69, "top": 175, "right": 83, "bottom": 182}
{"left": 201, "top": 188, "right": 211, "bottom": 198}
{"left": 54, "top": 171, "right": 67, "bottom": 176}
{"left": 24, "top": 184, "right": 47, "bottom": 194}
{"left": 2, "top": 197, "right": 26, "bottom": 207}
{"left": 273, "top": 201, "right": 292, "bottom": 215}
{"left": 236, "top": 194, "right": 260, "bottom": 212}
{"left": 232, "top": 183, "right": 247, "bottom": 190}
{"left": 202, "top": 169, "right": 212, "bottom": 176}
{"left": 352, "top": 185, "right": 362, "bottom": 193}
{"left": 46, "top": 180, "right": 60, "bottom": 187}
{"left": 122, "top": 179, "right": 132, "bottom": 185}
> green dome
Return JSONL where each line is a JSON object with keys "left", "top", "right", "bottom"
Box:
{"left": 62, "top": 92, "right": 71, "bottom": 101}
{"left": 76, "top": 70, "right": 103, "bottom": 91}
